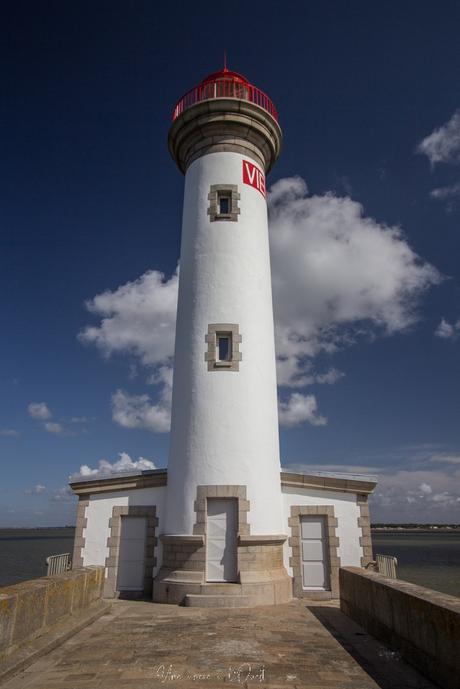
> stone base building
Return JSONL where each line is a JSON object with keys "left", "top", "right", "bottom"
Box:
{"left": 71, "top": 468, "right": 376, "bottom": 606}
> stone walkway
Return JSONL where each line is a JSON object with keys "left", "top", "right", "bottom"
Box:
{"left": 2, "top": 600, "right": 436, "bottom": 689}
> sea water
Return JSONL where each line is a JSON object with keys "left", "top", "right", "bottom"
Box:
{"left": 372, "top": 530, "right": 460, "bottom": 597}
{"left": 0, "top": 527, "right": 459, "bottom": 598}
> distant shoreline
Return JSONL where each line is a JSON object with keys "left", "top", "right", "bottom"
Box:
{"left": 1, "top": 525, "right": 459, "bottom": 532}
{"left": 372, "top": 527, "right": 460, "bottom": 532}
{"left": 0, "top": 526, "right": 75, "bottom": 534}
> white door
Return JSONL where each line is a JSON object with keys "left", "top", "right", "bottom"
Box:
{"left": 206, "top": 499, "right": 237, "bottom": 582}
{"left": 117, "top": 516, "right": 147, "bottom": 591}
{"left": 300, "top": 515, "right": 330, "bottom": 590}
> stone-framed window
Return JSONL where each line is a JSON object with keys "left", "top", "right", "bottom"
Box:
{"left": 288, "top": 505, "right": 340, "bottom": 599}
{"left": 207, "top": 184, "right": 240, "bottom": 222}
{"left": 205, "top": 323, "right": 242, "bottom": 372}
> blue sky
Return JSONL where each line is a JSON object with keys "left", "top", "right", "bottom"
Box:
{"left": 1, "top": 1, "right": 460, "bottom": 526}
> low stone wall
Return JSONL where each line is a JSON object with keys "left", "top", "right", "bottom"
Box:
{"left": 0, "top": 566, "right": 105, "bottom": 661}
{"left": 340, "top": 566, "right": 460, "bottom": 689}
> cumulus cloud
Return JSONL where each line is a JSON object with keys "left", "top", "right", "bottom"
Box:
{"left": 80, "top": 176, "right": 440, "bottom": 429}
{"left": 44, "top": 421, "right": 63, "bottom": 434}
{"left": 278, "top": 393, "right": 327, "bottom": 427}
{"left": 112, "top": 387, "right": 171, "bottom": 433}
{"left": 435, "top": 317, "right": 460, "bottom": 339}
{"left": 28, "top": 402, "right": 71, "bottom": 434}
{"left": 28, "top": 402, "right": 52, "bottom": 420}
{"left": 24, "top": 484, "right": 46, "bottom": 495}
{"left": 79, "top": 269, "right": 178, "bottom": 366}
{"left": 0, "top": 429, "right": 19, "bottom": 437}
{"left": 417, "top": 110, "right": 460, "bottom": 166}
{"left": 269, "top": 177, "right": 440, "bottom": 386}
{"left": 70, "top": 416, "right": 88, "bottom": 424}
{"left": 71, "top": 451, "right": 157, "bottom": 479}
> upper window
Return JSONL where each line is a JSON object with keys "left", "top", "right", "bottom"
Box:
{"left": 218, "top": 194, "right": 231, "bottom": 216}
{"left": 205, "top": 324, "right": 242, "bottom": 372}
{"left": 217, "top": 333, "right": 232, "bottom": 362}
{"left": 208, "top": 185, "right": 240, "bottom": 222}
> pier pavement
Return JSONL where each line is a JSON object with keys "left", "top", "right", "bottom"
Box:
{"left": 1, "top": 599, "right": 435, "bottom": 689}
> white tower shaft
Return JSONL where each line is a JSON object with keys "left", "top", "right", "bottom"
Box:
{"left": 165, "top": 151, "right": 283, "bottom": 535}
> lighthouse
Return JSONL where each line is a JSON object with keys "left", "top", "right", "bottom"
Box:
{"left": 71, "top": 65, "right": 376, "bottom": 607}
{"left": 154, "top": 66, "right": 292, "bottom": 605}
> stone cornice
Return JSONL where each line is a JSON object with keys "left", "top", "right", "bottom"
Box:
{"left": 168, "top": 98, "right": 282, "bottom": 174}
{"left": 69, "top": 468, "right": 376, "bottom": 498}
{"left": 69, "top": 470, "right": 167, "bottom": 496}
{"left": 281, "top": 471, "right": 377, "bottom": 495}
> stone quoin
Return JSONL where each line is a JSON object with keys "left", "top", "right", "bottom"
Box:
{"left": 70, "top": 66, "right": 377, "bottom": 607}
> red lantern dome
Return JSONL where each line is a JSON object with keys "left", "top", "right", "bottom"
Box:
{"left": 172, "top": 66, "right": 278, "bottom": 122}
{"left": 200, "top": 66, "right": 249, "bottom": 85}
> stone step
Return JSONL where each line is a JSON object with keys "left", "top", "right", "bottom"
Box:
{"left": 185, "top": 594, "right": 254, "bottom": 608}
{"left": 199, "top": 583, "right": 242, "bottom": 595}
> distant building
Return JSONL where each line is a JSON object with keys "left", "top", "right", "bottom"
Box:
{"left": 71, "top": 66, "right": 377, "bottom": 606}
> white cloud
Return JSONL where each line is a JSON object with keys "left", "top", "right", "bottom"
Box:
{"left": 70, "top": 416, "right": 88, "bottom": 424}
{"left": 431, "top": 491, "right": 457, "bottom": 504}
{"left": 28, "top": 402, "right": 52, "bottom": 420}
{"left": 27, "top": 402, "right": 70, "bottom": 434}
{"left": 79, "top": 269, "right": 178, "bottom": 366}
{"left": 278, "top": 393, "right": 327, "bottom": 427}
{"left": 435, "top": 317, "right": 460, "bottom": 339}
{"left": 0, "top": 429, "right": 19, "bottom": 437}
{"left": 419, "top": 482, "right": 432, "bottom": 495}
{"left": 418, "top": 111, "right": 460, "bottom": 206}
{"left": 112, "top": 388, "right": 171, "bottom": 433}
{"left": 315, "top": 368, "right": 345, "bottom": 385}
{"left": 44, "top": 421, "right": 63, "bottom": 434}
{"left": 24, "top": 484, "right": 46, "bottom": 495}
{"left": 52, "top": 486, "right": 75, "bottom": 502}
{"left": 429, "top": 453, "right": 460, "bottom": 465}
{"left": 80, "top": 176, "right": 440, "bottom": 429}
{"left": 372, "top": 469, "right": 460, "bottom": 518}
{"left": 430, "top": 182, "right": 460, "bottom": 200}
{"left": 269, "top": 177, "right": 440, "bottom": 387}
{"left": 417, "top": 110, "right": 460, "bottom": 165}
{"left": 276, "top": 358, "right": 345, "bottom": 389}
{"left": 71, "top": 451, "right": 157, "bottom": 479}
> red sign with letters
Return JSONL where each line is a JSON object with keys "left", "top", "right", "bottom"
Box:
{"left": 242, "top": 159, "right": 266, "bottom": 198}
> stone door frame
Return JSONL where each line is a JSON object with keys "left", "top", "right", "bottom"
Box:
{"left": 104, "top": 505, "right": 158, "bottom": 598}
{"left": 288, "top": 505, "right": 341, "bottom": 599}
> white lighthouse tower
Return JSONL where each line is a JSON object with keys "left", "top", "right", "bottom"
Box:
{"left": 154, "top": 66, "right": 292, "bottom": 605}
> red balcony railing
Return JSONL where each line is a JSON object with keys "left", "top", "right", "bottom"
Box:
{"left": 172, "top": 76, "right": 278, "bottom": 123}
